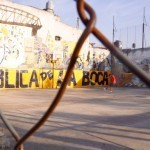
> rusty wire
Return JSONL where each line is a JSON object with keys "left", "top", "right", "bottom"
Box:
{"left": 0, "top": 0, "right": 149, "bottom": 150}
{"left": 0, "top": 111, "right": 24, "bottom": 150}
{"left": 77, "top": 1, "right": 150, "bottom": 87}
{"left": 14, "top": 1, "right": 96, "bottom": 150}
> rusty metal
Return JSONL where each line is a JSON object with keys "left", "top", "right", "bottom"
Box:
{"left": 0, "top": 111, "right": 24, "bottom": 150}
{"left": 77, "top": 1, "right": 150, "bottom": 87}
{"left": 0, "top": 5, "right": 42, "bottom": 30}
{"left": 0, "top": 0, "right": 149, "bottom": 150}
{"left": 14, "top": 1, "right": 96, "bottom": 150}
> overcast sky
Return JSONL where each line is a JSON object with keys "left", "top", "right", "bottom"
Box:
{"left": 12, "top": 0, "right": 150, "bottom": 48}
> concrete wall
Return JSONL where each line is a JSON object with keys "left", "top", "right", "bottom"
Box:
{"left": 0, "top": 0, "right": 89, "bottom": 69}
{"left": 116, "top": 47, "right": 150, "bottom": 87}
{"left": 0, "top": 68, "right": 110, "bottom": 89}
{"left": 1, "top": 1, "right": 148, "bottom": 88}
{"left": 123, "top": 48, "right": 150, "bottom": 67}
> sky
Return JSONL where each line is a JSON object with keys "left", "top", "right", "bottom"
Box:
{"left": 12, "top": 0, "right": 150, "bottom": 48}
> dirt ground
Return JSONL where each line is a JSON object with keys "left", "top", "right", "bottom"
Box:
{"left": 0, "top": 87, "right": 150, "bottom": 150}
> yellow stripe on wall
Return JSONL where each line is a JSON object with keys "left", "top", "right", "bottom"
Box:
{"left": 0, "top": 69, "right": 110, "bottom": 89}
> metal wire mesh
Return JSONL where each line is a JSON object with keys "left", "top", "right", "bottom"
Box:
{"left": 0, "top": 0, "right": 150, "bottom": 150}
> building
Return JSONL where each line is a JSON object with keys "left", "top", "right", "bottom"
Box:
{"left": 0, "top": 0, "right": 90, "bottom": 69}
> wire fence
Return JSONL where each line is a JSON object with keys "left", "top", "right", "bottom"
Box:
{"left": 0, "top": 1, "right": 150, "bottom": 150}
{"left": 114, "top": 24, "right": 150, "bottom": 49}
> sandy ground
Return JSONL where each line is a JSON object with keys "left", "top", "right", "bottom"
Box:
{"left": 0, "top": 87, "right": 150, "bottom": 150}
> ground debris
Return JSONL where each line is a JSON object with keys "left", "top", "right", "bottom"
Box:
{"left": 0, "top": 127, "right": 10, "bottom": 150}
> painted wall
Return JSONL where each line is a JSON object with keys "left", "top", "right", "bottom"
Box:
{"left": 0, "top": 24, "right": 30, "bottom": 68}
{"left": 0, "top": 69, "right": 110, "bottom": 89}
{"left": 0, "top": 23, "right": 110, "bottom": 71}
{"left": 0, "top": 1, "right": 112, "bottom": 89}
{"left": 92, "top": 47, "right": 111, "bottom": 71}
{"left": 1, "top": 1, "right": 148, "bottom": 88}
{"left": 0, "top": 1, "right": 90, "bottom": 69}
{"left": 116, "top": 48, "right": 150, "bottom": 87}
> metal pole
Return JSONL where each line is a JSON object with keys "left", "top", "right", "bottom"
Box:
{"left": 111, "top": 16, "right": 115, "bottom": 72}
{"left": 142, "top": 7, "right": 145, "bottom": 50}
{"left": 52, "top": 61, "right": 54, "bottom": 88}
{"left": 51, "top": 60, "right": 56, "bottom": 88}
{"left": 112, "top": 16, "right": 115, "bottom": 43}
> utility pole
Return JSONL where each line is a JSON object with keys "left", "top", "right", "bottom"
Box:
{"left": 113, "top": 16, "right": 115, "bottom": 43}
{"left": 111, "top": 16, "right": 116, "bottom": 73}
{"left": 51, "top": 60, "right": 57, "bottom": 88}
{"left": 142, "top": 7, "right": 146, "bottom": 50}
{"left": 76, "top": 17, "right": 80, "bottom": 29}
{"left": 127, "top": 27, "right": 128, "bottom": 48}
{"left": 134, "top": 26, "right": 136, "bottom": 44}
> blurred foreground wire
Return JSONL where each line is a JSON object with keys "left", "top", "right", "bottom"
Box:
{"left": 14, "top": 0, "right": 96, "bottom": 150}
{"left": 0, "top": 0, "right": 149, "bottom": 150}
{"left": 77, "top": 1, "right": 150, "bottom": 87}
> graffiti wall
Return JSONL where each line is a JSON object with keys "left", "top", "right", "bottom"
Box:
{"left": 0, "top": 1, "right": 111, "bottom": 73}
{"left": 0, "top": 24, "right": 148, "bottom": 88}
{"left": 2, "top": 2, "right": 148, "bottom": 88}
{"left": 0, "top": 69, "right": 110, "bottom": 89}
{"left": 0, "top": 24, "right": 29, "bottom": 68}
{"left": 0, "top": 24, "right": 89, "bottom": 70}
{"left": 116, "top": 48, "right": 150, "bottom": 87}
{"left": 92, "top": 47, "right": 111, "bottom": 71}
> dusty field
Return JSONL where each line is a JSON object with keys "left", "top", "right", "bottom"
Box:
{"left": 0, "top": 87, "right": 150, "bottom": 150}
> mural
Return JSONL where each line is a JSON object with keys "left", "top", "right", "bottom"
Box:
{"left": 0, "top": 69, "right": 110, "bottom": 89}
{"left": 0, "top": 24, "right": 26, "bottom": 68}
{"left": 0, "top": 3, "right": 148, "bottom": 89}
{"left": 116, "top": 48, "right": 150, "bottom": 87}
{"left": 0, "top": 24, "right": 111, "bottom": 71}
{"left": 0, "top": 24, "right": 148, "bottom": 88}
